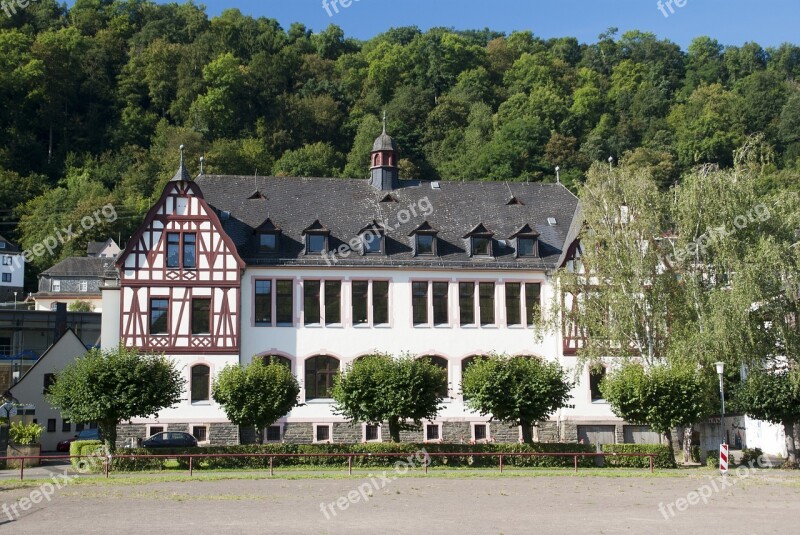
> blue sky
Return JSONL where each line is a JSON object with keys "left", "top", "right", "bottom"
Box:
{"left": 174, "top": 0, "right": 799, "bottom": 48}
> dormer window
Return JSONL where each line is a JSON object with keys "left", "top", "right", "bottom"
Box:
{"left": 302, "top": 220, "right": 330, "bottom": 255}
{"left": 357, "top": 221, "right": 385, "bottom": 255}
{"left": 409, "top": 221, "right": 438, "bottom": 257}
{"left": 259, "top": 233, "right": 277, "bottom": 253}
{"left": 463, "top": 224, "right": 494, "bottom": 258}
{"left": 255, "top": 218, "right": 281, "bottom": 254}
{"left": 509, "top": 224, "right": 540, "bottom": 258}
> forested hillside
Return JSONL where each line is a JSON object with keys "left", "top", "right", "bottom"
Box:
{"left": 1, "top": 0, "right": 799, "bottom": 280}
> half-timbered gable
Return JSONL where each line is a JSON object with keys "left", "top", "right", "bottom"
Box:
{"left": 116, "top": 161, "right": 245, "bottom": 355}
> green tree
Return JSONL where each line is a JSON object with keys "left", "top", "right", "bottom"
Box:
{"left": 273, "top": 142, "right": 343, "bottom": 177}
{"left": 46, "top": 346, "right": 184, "bottom": 452}
{"left": 601, "top": 361, "right": 715, "bottom": 461}
{"left": 331, "top": 354, "right": 446, "bottom": 442}
{"left": 461, "top": 355, "right": 572, "bottom": 444}
{"left": 212, "top": 358, "right": 300, "bottom": 444}
{"left": 736, "top": 365, "right": 800, "bottom": 467}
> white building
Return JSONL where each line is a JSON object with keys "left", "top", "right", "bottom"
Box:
{"left": 0, "top": 235, "right": 24, "bottom": 304}
{"left": 101, "top": 133, "right": 636, "bottom": 447}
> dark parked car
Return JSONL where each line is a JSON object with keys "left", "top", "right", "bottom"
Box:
{"left": 56, "top": 428, "right": 101, "bottom": 452}
{"left": 142, "top": 432, "right": 198, "bottom": 449}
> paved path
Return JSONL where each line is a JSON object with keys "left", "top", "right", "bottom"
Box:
{"left": 1, "top": 470, "right": 798, "bottom": 534}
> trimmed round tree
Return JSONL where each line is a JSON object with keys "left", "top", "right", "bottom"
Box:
{"left": 331, "top": 354, "right": 447, "bottom": 442}
{"left": 736, "top": 365, "right": 800, "bottom": 467}
{"left": 46, "top": 346, "right": 185, "bottom": 452}
{"left": 461, "top": 355, "right": 572, "bottom": 444}
{"left": 212, "top": 357, "right": 300, "bottom": 444}
{"left": 601, "top": 360, "right": 715, "bottom": 462}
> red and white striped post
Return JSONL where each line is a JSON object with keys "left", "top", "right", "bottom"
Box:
{"left": 719, "top": 443, "right": 729, "bottom": 474}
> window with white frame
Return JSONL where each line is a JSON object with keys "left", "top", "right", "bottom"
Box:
{"left": 303, "top": 280, "right": 341, "bottom": 326}
{"left": 472, "top": 423, "right": 490, "bottom": 442}
{"left": 313, "top": 424, "right": 333, "bottom": 443}
{"left": 424, "top": 423, "right": 442, "bottom": 442}
{"left": 192, "top": 425, "right": 209, "bottom": 443}
{"left": 364, "top": 424, "right": 381, "bottom": 442}
{"left": 146, "top": 425, "right": 166, "bottom": 438}
{"left": 1, "top": 273, "right": 10, "bottom": 283}
{"left": 265, "top": 425, "right": 282, "bottom": 442}
{"left": 52, "top": 280, "right": 61, "bottom": 292}
{"left": 255, "top": 279, "right": 294, "bottom": 327}
{"left": 79, "top": 280, "right": 88, "bottom": 292}
{"left": 1, "top": 256, "right": 10, "bottom": 266}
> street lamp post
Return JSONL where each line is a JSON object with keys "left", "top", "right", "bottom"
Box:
{"left": 13, "top": 291, "right": 17, "bottom": 310}
{"left": 715, "top": 362, "right": 726, "bottom": 445}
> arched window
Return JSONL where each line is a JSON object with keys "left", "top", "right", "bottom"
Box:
{"left": 258, "top": 355, "right": 292, "bottom": 370}
{"left": 421, "top": 356, "right": 449, "bottom": 398}
{"left": 305, "top": 356, "right": 340, "bottom": 400}
{"left": 191, "top": 364, "right": 210, "bottom": 403}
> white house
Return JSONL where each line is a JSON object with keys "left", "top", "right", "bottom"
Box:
{"left": 0, "top": 235, "right": 24, "bottom": 305}
{"left": 101, "top": 133, "right": 639, "bottom": 447}
{"left": 8, "top": 329, "right": 93, "bottom": 451}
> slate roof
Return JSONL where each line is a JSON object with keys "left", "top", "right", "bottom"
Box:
{"left": 194, "top": 175, "right": 580, "bottom": 271}
{"left": 0, "top": 235, "right": 19, "bottom": 252}
{"left": 372, "top": 132, "right": 398, "bottom": 152}
{"left": 40, "top": 257, "right": 114, "bottom": 278}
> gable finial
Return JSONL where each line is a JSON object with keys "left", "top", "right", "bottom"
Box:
{"left": 171, "top": 144, "right": 191, "bottom": 182}
{"left": 199, "top": 156, "right": 205, "bottom": 175}
{"left": 382, "top": 110, "right": 387, "bottom": 134}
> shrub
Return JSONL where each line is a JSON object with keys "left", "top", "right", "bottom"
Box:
{"left": 706, "top": 450, "right": 720, "bottom": 468}
{"left": 70, "top": 440, "right": 104, "bottom": 471}
{"left": 601, "top": 444, "right": 677, "bottom": 469}
{"left": 9, "top": 421, "right": 43, "bottom": 445}
{"left": 103, "top": 443, "right": 598, "bottom": 472}
{"left": 740, "top": 448, "right": 764, "bottom": 467}
{"left": 691, "top": 445, "right": 701, "bottom": 463}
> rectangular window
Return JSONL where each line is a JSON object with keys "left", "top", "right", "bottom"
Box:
{"left": 506, "top": 283, "right": 522, "bottom": 326}
{"left": 474, "top": 424, "right": 487, "bottom": 441}
{"left": 325, "top": 281, "right": 341, "bottom": 325}
{"left": 2, "top": 273, "right": 10, "bottom": 283}
{"left": 525, "top": 283, "right": 542, "bottom": 324}
{"left": 255, "top": 280, "right": 272, "bottom": 326}
{"left": 304, "top": 280, "right": 321, "bottom": 325}
{"left": 76, "top": 423, "right": 85, "bottom": 432}
{"left": 148, "top": 426, "right": 164, "bottom": 437}
{"left": 479, "top": 283, "right": 495, "bottom": 326}
{"left": 425, "top": 424, "right": 440, "bottom": 441}
{"left": 52, "top": 280, "right": 61, "bottom": 292}
{"left": 192, "top": 426, "right": 208, "bottom": 442}
{"left": 365, "top": 424, "right": 380, "bottom": 442}
{"left": 362, "top": 234, "right": 382, "bottom": 254}
{"left": 150, "top": 299, "right": 169, "bottom": 334}
{"left": 315, "top": 424, "right": 331, "bottom": 443}
{"left": 183, "top": 234, "right": 197, "bottom": 269}
{"left": 472, "top": 237, "right": 491, "bottom": 256}
{"left": 166, "top": 233, "right": 180, "bottom": 268}
{"left": 276, "top": 280, "right": 293, "bottom": 325}
{"left": 259, "top": 233, "right": 277, "bottom": 253}
{"left": 459, "top": 283, "right": 475, "bottom": 326}
{"left": 352, "top": 281, "right": 369, "bottom": 325}
{"left": 416, "top": 235, "right": 434, "bottom": 255}
{"left": 79, "top": 280, "right": 88, "bottom": 292}
{"left": 517, "top": 238, "right": 536, "bottom": 257}
{"left": 373, "top": 281, "right": 389, "bottom": 325}
{"left": 89, "top": 422, "right": 98, "bottom": 430}
{"left": 62, "top": 420, "right": 71, "bottom": 433}
{"left": 1, "top": 256, "right": 10, "bottom": 265}
{"left": 432, "top": 282, "right": 449, "bottom": 326}
{"left": 412, "top": 282, "right": 429, "bottom": 326}
{"left": 307, "top": 234, "right": 326, "bottom": 254}
{"left": 266, "top": 425, "right": 281, "bottom": 442}
{"left": 191, "top": 298, "right": 211, "bottom": 335}
{"left": 47, "top": 419, "right": 56, "bottom": 433}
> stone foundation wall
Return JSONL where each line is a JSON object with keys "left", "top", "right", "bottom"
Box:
{"left": 114, "top": 419, "right": 626, "bottom": 447}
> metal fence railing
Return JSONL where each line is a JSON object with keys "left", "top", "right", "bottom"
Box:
{"left": 0, "top": 451, "right": 658, "bottom": 481}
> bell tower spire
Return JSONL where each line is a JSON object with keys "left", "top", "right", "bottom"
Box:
{"left": 369, "top": 115, "right": 399, "bottom": 191}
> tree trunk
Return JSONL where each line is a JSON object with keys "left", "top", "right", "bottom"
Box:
{"left": 664, "top": 428, "right": 677, "bottom": 465}
{"left": 783, "top": 420, "right": 797, "bottom": 468}
{"left": 102, "top": 420, "right": 117, "bottom": 453}
{"left": 388, "top": 416, "right": 401, "bottom": 443}
{"left": 683, "top": 426, "right": 693, "bottom": 464}
{"left": 520, "top": 420, "right": 534, "bottom": 444}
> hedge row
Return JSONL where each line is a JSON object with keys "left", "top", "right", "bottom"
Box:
{"left": 601, "top": 444, "right": 677, "bottom": 469}
{"left": 101, "top": 443, "right": 598, "bottom": 472}
{"left": 69, "top": 440, "right": 106, "bottom": 471}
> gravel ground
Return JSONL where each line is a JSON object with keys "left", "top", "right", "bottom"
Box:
{"left": 0, "top": 470, "right": 798, "bottom": 534}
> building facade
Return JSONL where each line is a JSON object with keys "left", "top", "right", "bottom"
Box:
{"left": 0, "top": 235, "right": 24, "bottom": 304}
{"left": 102, "top": 135, "right": 638, "bottom": 447}
{"left": 34, "top": 249, "right": 118, "bottom": 313}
